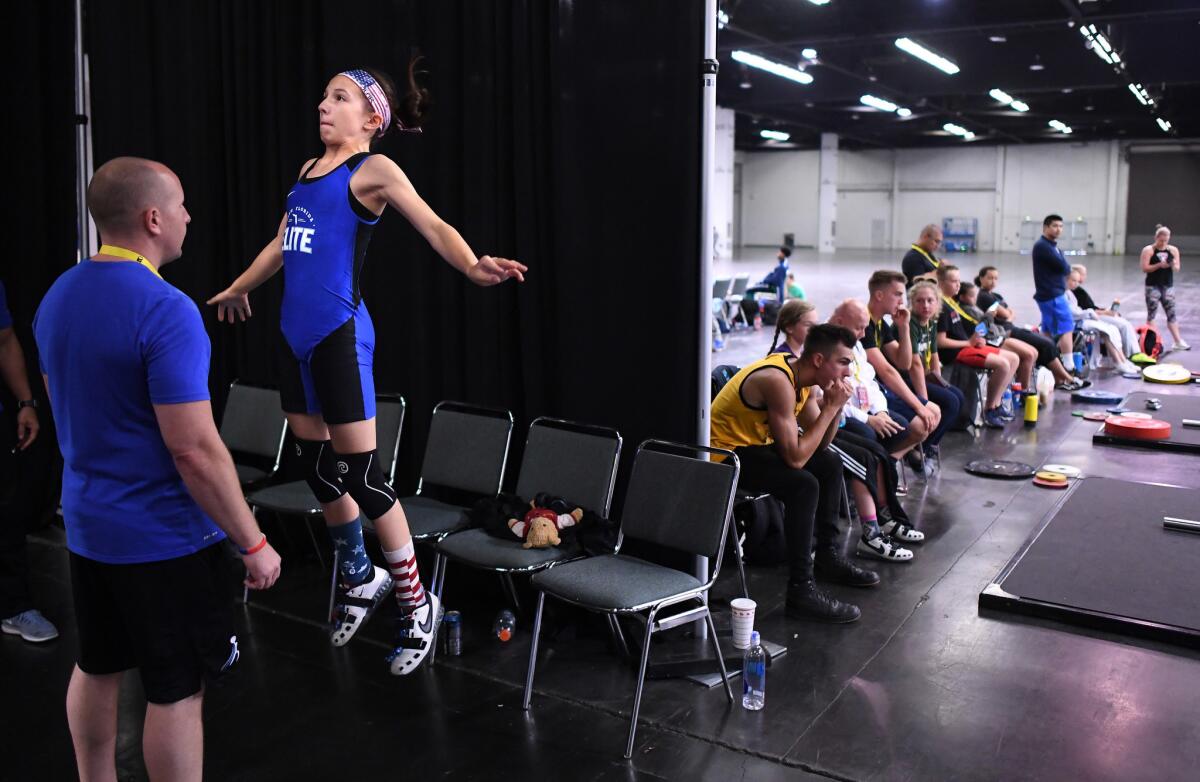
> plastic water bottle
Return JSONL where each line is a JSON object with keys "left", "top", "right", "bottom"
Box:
{"left": 1001, "top": 387, "right": 1013, "bottom": 418}
{"left": 742, "top": 631, "right": 766, "bottom": 711}
{"left": 492, "top": 609, "right": 516, "bottom": 642}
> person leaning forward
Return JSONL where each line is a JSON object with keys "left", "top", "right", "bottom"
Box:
{"left": 711, "top": 323, "right": 879, "bottom": 624}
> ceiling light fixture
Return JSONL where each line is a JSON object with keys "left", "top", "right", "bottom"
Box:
{"left": 718, "top": 9, "right": 729, "bottom": 29}
{"left": 897, "top": 107, "right": 913, "bottom": 118}
{"left": 1080, "top": 25, "right": 1121, "bottom": 66}
{"left": 989, "top": 35, "right": 1007, "bottom": 43}
{"left": 1128, "top": 83, "right": 1153, "bottom": 107}
{"left": 806, "top": 0, "right": 831, "bottom": 6}
{"left": 731, "top": 50, "right": 814, "bottom": 84}
{"left": 943, "top": 122, "right": 975, "bottom": 140}
{"left": 801, "top": 48, "right": 818, "bottom": 60}
{"left": 895, "top": 37, "right": 960, "bottom": 75}
{"left": 989, "top": 88, "right": 1030, "bottom": 112}
{"left": 1048, "top": 119, "right": 1073, "bottom": 134}
{"left": 760, "top": 129, "right": 791, "bottom": 141}
{"left": 1156, "top": 118, "right": 1173, "bottom": 133}
{"left": 860, "top": 94, "right": 913, "bottom": 118}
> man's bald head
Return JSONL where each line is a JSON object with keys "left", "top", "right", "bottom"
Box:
{"left": 830, "top": 297, "right": 868, "bottom": 326}
{"left": 87, "top": 157, "right": 179, "bottom": 236}
{"left": 829, "top": 299, "right": 869, "bottom": 340}
{"left": 918, "top": 223, "right": 943, "bottom": 252}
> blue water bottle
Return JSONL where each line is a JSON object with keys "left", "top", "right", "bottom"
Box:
{"left": 1001, "top": 386, "right": 1013, "bottom": 418}
{"left": 742, "top": 631, "right": 766, "bottom": 711}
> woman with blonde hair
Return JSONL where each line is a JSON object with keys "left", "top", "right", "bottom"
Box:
{"left": 768, "top": 299, "right": 819, "bottom": 356}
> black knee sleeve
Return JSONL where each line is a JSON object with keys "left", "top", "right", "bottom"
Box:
{"left": 295, "top": 439, "right": 347, "bottom": 503}
{"left": 333, "top": 450, "right": 397, "bottom": 520}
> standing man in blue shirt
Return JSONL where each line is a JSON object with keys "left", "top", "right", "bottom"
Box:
{"left": 35, "top": 157, "right": 281, "bottom": 782}
{"left": 0, "top": 278, "right": 55, "bottom": 643}
{"left": 1031, "top": 214, "right": 1082, "bottom": 383}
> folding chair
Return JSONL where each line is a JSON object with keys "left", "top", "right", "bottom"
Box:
{"left": 726, "top": 274, "right": 751, "bottom": 327}
{"left": 432, "top": 417, "right": 621, "bottom": 613}
{"left": 522, "top": 440, "right": 740, "bottom": 759}
{"left": 218, "top": 381, "right": 287, "bottom": 489}
{"left": 391, "top": 401, "right": 514, "bottom": 600}
{"left": 242, "top": 394, "right": 405, "bottom": 603}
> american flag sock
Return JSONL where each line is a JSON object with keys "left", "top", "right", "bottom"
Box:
{"left": 383, "top": 541, "right": 426, "bottom": 616}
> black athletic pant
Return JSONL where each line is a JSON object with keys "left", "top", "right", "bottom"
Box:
{"left": 0, "top": 433, "right": 32, "bottom": 620}
{"left": 734, "top": 445, "right": 842, "bottom": 583}
{"left": 835, "top": 429, "right": 910, "bottom": 523}
{"left": 1010, "top": 327, "right": 1060, "bottom": 367}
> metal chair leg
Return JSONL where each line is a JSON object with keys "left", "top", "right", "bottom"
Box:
{"left": 327, "top": 548, "right": 341, "bottom": 623}
{"left": 522, "top": 592, "right": 547, "bottom": 710}
{"left": 501, "top": 573, "right": 522, "bottom": 614}
{"left": 727, "top": 519, "right": 750, "bottom": 599}
{"left": 625, "top": 606, "right": 659, "bottom": 759}
{"left": 431, "top": 551, "right": 446, "bottom": 600}
{"left": 703, "top": 609, "right": 734, "bottom": 704}
{"left": 607, "top": 614, "right": 631, "bottom": 659}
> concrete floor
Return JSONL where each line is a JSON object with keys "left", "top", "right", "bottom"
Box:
{"left": 4, "top": 247, "right": 1199, "bottom": 781}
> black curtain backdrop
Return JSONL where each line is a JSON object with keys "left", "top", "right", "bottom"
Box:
{"left": 83, "top": 1, "right": 703, "bottom": 497}
{"left": 1, "top": 3, "right": 76, "bottom": 526}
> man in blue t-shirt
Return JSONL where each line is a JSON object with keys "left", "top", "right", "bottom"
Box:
{"left": 1031, "top": 214, "right": 1076, "bottom": 370}
{"left": 34, "top": 157, "right": 281, "bottom": 781}
{"left": 0, "top": 278, "right": 54, "bottom": 643}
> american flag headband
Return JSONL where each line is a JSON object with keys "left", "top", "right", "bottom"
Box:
{"left": 339, "top": 69, "right": 422, "bottom": 135}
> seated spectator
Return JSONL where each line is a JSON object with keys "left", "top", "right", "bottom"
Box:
{"left": 906, "top": 280, "right": 964, "bottom": 452}
{"left": 862, "top": 270, "right": 939, "bottom": 475}
{"left": 1070, "top": 264, "right": 1140, "bottom": 370}
{"left": 974, "top": 266, "right": 1083, "bottom": 391}
{"left": 785, "top": 273, "right": 806, "bottom": 300}
{"left": 767, "top": 303, "right": 920, "bottom": 561}
{"left": 710, "top": 324, "right": 878, "bottom": 623}
{"left": 934, "top": 265, "right": 1019, "bottom": 429}
{"left": 828, "top": 299, "right": 931, "bottom": 462}
{"left": 901, "top": 224, "right": 944, "bottom": 285}
{"left": 745, "top": 246, "right": 791, "bottom": 301}
{"left": 768, "top": 299, "right": 818, "bottom": 356}
{"left": 1066, "top": 269, "right": 1140, "bottom": 375}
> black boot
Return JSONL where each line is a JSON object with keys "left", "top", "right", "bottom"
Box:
{"left": 786, "top": 579, "right": 861, "bottom": 623}
{"left": 814, "top": 548, "right": 880, "bottom": 587}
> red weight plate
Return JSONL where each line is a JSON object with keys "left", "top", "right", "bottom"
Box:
{"left": 1032, "top": 476, "right": 1070, "bottom": 489}
{"left": 1104, "top": 416, "right": 1172, "bottom": 440}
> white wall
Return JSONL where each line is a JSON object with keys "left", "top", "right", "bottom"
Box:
{"left": 738, "top": 150, "right": 819, "bottom": 247}
{"left": 736, "top": 138, "right": 1130, "bottom": 254}
{"left": 712, "top": 107, "right": 736, "bottom": 259}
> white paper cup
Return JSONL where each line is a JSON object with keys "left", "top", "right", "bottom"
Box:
{"left": 730, "top": 598, "right": 756, "bottom": 648}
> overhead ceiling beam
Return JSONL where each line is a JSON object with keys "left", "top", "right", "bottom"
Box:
{"left": 718, "top": 7, "right": 1200, "bottom": 52}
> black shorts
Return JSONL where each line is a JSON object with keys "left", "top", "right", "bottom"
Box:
{"left": 279, "top": 314, "right": 377, "bottom": 425}
{"left": 70, "top": 543, "right": 238, "bottom": 704}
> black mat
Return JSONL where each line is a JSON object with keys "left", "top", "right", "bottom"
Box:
{"left": 980, "top": 477, "right": 1200, "bottom": 648}
{"left": 1092, "top": 390, "right": 1200, "bottom": 454}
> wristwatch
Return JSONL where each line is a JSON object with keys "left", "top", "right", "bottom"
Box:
{"left": 17, "top": 399, "right": 37, "bottom": 410}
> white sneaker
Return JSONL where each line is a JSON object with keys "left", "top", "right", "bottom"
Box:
{"left": 881, "top": 519, "right": 926, "bottom": 544}
{"left": 1174, "top": 341, "right": 1191, "bottom": 351}
{"left": 330, "top": 565, "right": 393, "bottom": 647}
{"left": 856, "top": 534, "right": 914, "bottom": 562}
{"left": 388, "top": 592, "right": 442, "bottom": 676}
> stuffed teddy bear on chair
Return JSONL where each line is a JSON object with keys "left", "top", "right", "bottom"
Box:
{"left": 507, "top": 501, "right": 584, "bottom": 549}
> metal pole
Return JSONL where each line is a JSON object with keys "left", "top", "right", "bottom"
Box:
{"left": 74, "top": 0, "right": 95, "bottom": 261}
{"left": 696, "top": 0, "right": 718, "bottom": 637}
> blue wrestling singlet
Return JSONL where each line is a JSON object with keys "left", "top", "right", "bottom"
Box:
{"left": 279, "top": 152, "right": 381, "bottom": 423}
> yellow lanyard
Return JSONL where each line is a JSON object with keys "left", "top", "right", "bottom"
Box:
{"left": 98, "top": 244, "right": 163, "bottom": 279}
{"left": 941, "top": 294, "right": 978, "bottom": 324}
{"left": 911, "top": 244, "right": 941, "bottom": 269}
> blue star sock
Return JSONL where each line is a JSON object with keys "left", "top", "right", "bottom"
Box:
{"left": 327, "top": 519, "right": 373, "bottom": 587}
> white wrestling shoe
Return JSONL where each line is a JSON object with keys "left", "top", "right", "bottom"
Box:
{"left": 881, "top": 519, "right": 926, "bottom": 544}
{"left": 330, "top": 565, "right": 393, "bottom": 647}
{"left": 388, "top": 592, "right": 443, "bottom": 676}
{"left": 856, "top": 533, "right": 914, "bottom": 562}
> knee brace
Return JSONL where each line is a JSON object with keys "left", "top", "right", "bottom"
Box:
{"left": 332, "top": 450, "right": 397, "bottom": 520}
{"left": 295, "top": 439, "right": 347, "bottom": 504}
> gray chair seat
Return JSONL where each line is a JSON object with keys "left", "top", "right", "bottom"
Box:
{"left": 247, "top": 481, "right": 321, "bottom": 515}
{"left": 531, "top": 555, "right": 702, "bottom": 611}
{"left": 436, "top": 528, "right": 583, "bottom": 571}
{"left": 394, "top": 496, "right": 471, "bottom": 539}
{"left": 235, "top": 464, "right": 269, "bottom": 486}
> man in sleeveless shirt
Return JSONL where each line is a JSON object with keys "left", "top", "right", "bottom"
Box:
{"left": 711, "top": 324, "right": 879, "bottom": 624}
